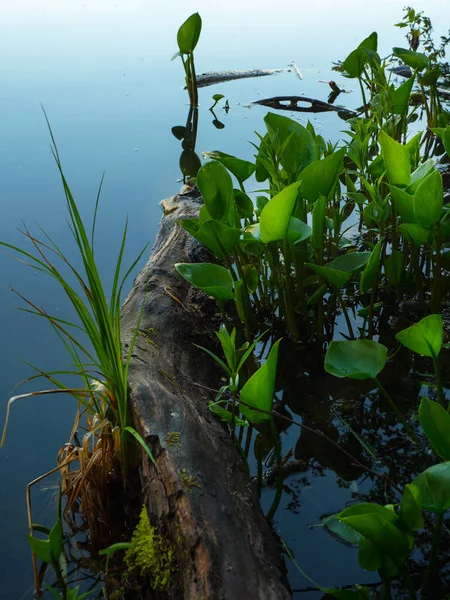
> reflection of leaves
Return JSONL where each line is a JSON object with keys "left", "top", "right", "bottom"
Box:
{"left": 212, "top": 119, "right": 225, "bottom": 129}
{"left": 171, "top": 125, "right": 187, "bottom": 140}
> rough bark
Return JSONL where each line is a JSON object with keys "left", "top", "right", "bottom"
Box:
{"left": 120, "top": 185, "right": 291, "bottom": 600}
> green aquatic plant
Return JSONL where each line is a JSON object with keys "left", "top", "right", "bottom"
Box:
{"left": 327, "top": 394, "right": 450, "bottom": 598}
{"left": 124, "top": 506, "right": 176, "bottom": 591}
{"left": 1, "top": 116, "right": 153, "bottom": 470}
{"left": 173, "top": 13, "right": 202, "bottom": 107}
{"left": 324, "top": 339, "right": 417, "bottom": 441}
{"left": 396, "top": 314, "right": 444, "bottom": 407}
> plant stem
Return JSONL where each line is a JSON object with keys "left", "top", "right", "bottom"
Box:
{"left": 432, "top": 355, "right": 445, "bottom": 409}
{"left": 338, "top": 290, "right": 355, "bottom": 339}
{"left": 431, "top": 222, "right": 442, "bottom": 314}
{"left": 374, "top": 377, "right": 418, "bottom": 443}
{"left": 265, "top": 419, "right": 283, "bottom": 522}
{"left": 421, "top": 512, "right": 443, "bottom": 596}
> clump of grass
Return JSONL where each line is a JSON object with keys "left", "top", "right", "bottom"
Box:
{"left": 0, "top": 112, "right": 155, "bottom": 593}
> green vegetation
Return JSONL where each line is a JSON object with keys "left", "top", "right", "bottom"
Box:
{"left": 174, "top": 7, "right": 450, "bottom": 598}
{"left": 124, "top": 505, "right": 176, "bottom": 591}
{"left": 4, "top": 6, "right": 450, "bottom": 599}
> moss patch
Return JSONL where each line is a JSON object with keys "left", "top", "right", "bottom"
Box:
{"left": 125, "top": 505, "right": 176, "bottom": 591}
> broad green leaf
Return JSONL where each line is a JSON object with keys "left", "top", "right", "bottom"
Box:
{"left": 367, "top": 153, "right": 385, "bottom": 178}
{"left": 197, "top": 160, "right": 234, "bottom": 224}
{"left": 286, "top": 217, "right": 312, "bottom": 244}
{"left": 203, "top": 151, "right": 256, "bottom": 183}
{"left": 358, "top": 536, "right": 382, "bottom": 571}
{"left": 306, "top": 263, "right": 351, "bottom": 288}
{"left": 234, "top": 189, "right": 254, "bottom": 218}
{"left": 180, "top": 219, "right": 241, "bottom": 259}
{"left": 339, "top": 513, "right": 411, "bottom": 565}
{"left": 413, "top": 462, "right": 450, "bottom": 513}
{"left": 419, "top": 397, "right": 450, "bottom": 460}
{"left": 397, "top": 223, "right": 430, "bottom": 246}
{"left": 339, "top": 502, "right": 399, "bottom": 522}
{"left": 389, "top": 186, "right": 415, "bottom": 223}
{"left": 264, "top": 112, "right": 315, "bottom": 175}
{"left": 420, "top": 66, "right": 440, "bottom": 86}
{"left": 392, "top": 47, "right": 429, "bottom": 71}
{"left": 395, "top": 314, "right": 443, "bottom": 358}
{"left": 212, "top": 93, "right": 224, "bottom": 102}
{"left": 322, "top": 514, "right": 359, "bottom": 545}
{"left": 413, "top": 169, "right": 443, "bottom": 228}
{"left": 407, "top": 158, "right": 436, "bottom": 193}
{"left": 242, "top": 264, "right": 259, "bottom": 293}
{"left": 359, "top": 240, "right": 382, "bottom": 294}
{"left": 298, "top": 148, "right": 346, "bottom": 203}
{"left": 399, "top": 484, "right": 424, "bottom": 531}
{"left": 443, "top": 127, "right": 450, "bottom": 158}
{"left": 359, "top": 32, "right": 378, "bottom": 52}
{"left": 325, "top": 340, "right": 387, "bottom": 379}
{"left": 385, "top": 250, "right": 403, "bottom": 287}
{"left": 239, "top": 339, "right": 281, "bottom": 423}
{"left": 235, "top": 279, "right": 247, "bottom": 322}
{"left": 343, "top": 48, "right": 367, "bottom": 78}
{"left": 177, "top": 13, "right": 202, "bottom": 54}
{"left": 379, "top": 131, "right": 411, "bottom": 187}
{"left": 328, "top": 252, "right": 371, "bottom": 273}
{"left": 240, "top": 223, "right": 263, "bottom": 257}
{"left": 26, "top": 518, "right": 63, "bottom": 565}
{"left": 392, "top": 75, "right": 415, "bottom": 114}
{"left": 259, "top": 181, "right": 302, "bottom": 243}
{"left": 175, "top": 262, "right": 234, "bottom": 301}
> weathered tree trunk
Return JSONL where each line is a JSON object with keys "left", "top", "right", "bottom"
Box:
{"left": 121, "top": 185, "right": 291, "bottom": 600}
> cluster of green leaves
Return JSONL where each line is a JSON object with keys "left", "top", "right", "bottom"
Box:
{"left": 175, "top": 21, "right": 450, "bottom": 344}
{"left": 323, "top": 314, "right": 449, "bottom": 596}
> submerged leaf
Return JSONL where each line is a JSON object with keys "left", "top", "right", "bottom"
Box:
{"left": 325, "top": 340, "right": 387, "bottom": 380}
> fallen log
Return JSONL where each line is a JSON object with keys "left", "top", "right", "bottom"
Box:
{"left": 121, "top": 185, "right": 292, "bottom": 600}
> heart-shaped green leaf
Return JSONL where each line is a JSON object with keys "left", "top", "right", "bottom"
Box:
{"left": 413, "top": 462, "right": 450, "bottom": 513}
{"left": 325, "top": 340, "right": 387, "bottom": 379}
{"left": 177, "top": 12, "right": 202, "bottom": 54}
{"left": 203, "top": 151, "right": 256, "bottom": 183}
{"left": 259, "top": 182, "right": 302, "bottom": 243}
{"left": 379, "top": 131, "right": 411, "bottom": 188}
{"left": 419, "top": 397, "right": 450, "bottom": 460}
{"left": 413, "top": 169, "right": 443, "bottom": 228}
{"left": 175, "top": 262, "right": 235, "bottom": 301}
{"left": 395, "top": 314, "right": 442, "bottom": 358}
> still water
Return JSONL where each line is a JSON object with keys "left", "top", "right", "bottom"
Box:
{"left": 1, "top": 0, "right": 449, "bottom": 597}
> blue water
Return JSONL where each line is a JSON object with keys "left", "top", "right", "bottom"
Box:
{"left": 1, "top": 1, "right": 449, "bottom": 597}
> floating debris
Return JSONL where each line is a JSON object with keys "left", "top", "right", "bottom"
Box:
{"left": 252, "top": 95, "right": 357, "bottom": 117}
{"left": 195, "top": 68, "right": 287, "bottom": 88}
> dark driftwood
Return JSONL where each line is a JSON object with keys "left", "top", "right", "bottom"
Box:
{"left": 121, "top": 185, "right": 291, "bottom": 600}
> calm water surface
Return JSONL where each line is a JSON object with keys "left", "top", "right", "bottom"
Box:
{"left": 1, "top": 0, "right": 449, "bottom": 597}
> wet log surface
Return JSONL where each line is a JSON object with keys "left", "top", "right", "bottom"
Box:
{"left": 121, "top": 185, "right": 291, "bottom": 600}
